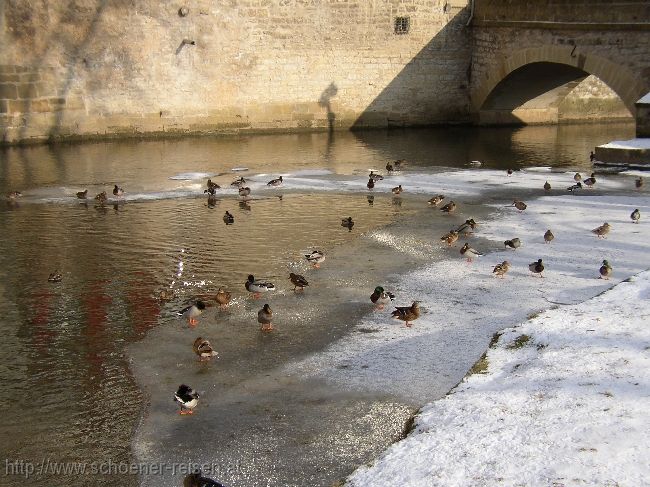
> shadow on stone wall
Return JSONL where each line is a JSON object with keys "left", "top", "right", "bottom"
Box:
{"left": 351, "top": 7, "right": 472, "bottom": 131}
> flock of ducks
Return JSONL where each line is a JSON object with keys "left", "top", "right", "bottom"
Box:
{"left": 6, "top": 160, "right": 645, "bottom": 421}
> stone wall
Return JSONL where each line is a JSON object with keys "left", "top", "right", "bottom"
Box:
{"left": 558, "top": 75, "right": 632, "bottom": 123}
{"left": 470, "top": 0, "right": 650, "bottom": 117}
{"left": 0, "top": 0, "right": 473, "bottom": 144}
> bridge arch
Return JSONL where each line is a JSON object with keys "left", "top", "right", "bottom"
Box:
{"left": 471, "top": 45, "right": 648, "bottom": 117}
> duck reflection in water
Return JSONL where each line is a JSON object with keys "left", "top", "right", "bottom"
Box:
{"left": 239, "top": 200, "right": 251, "bottom": 211}
{"left": 367, "top": 195, "right": 374, "bottom": 206}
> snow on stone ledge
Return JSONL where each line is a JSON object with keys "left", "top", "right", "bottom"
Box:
{"left": 599, "top": 138, "right": 650, "bottom": 150}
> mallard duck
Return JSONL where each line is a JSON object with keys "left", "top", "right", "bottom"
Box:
{"left": 193, "top": 337, "right": 218, "bottom": 361}
{"left": 427, "top": 195, "right": 445, "bottom": 206}
{"left": 460, "top": 242, "right": 483, "bottom": 262}
{"left": 207, "top": 179, "right": 220, "bottom": 190}
{"left": 258, "top": 304, "right": 273, "bottom": 332}
{"left": 95, "top": 191, "right": 107, "bottom": 203}
{"left": 113, "top": 185, "right": 124, "bottom": 198}
{"left": 367, "top": 178, "right": 375, "bottom": 190}
{"left": 543, "top": 181, "right": 551, "bottom": 191}
{"left": 492, "top": 261, "right": 510, "bottom": 278}
{"left": 391, "top": 301, "right": 420, "bottom": 327}
{"left": 631, "top": 208, "right": 640, "bottom": 224}
{"left": 507, "top": 168, "right": 513, "bottom": 176}
{"left": 469, "top": 160, "right": 482, "bottom": 167}
{"left": 341, "top": 217, "right": 354, "bottom": 231}
{"left": 370, "top": 286, "right": 395, "bottom": 310}
{"left": 567, "top": 182, "right": 582, "bottom": 192}
{"left": 386, "top": 162, "right": 394, "bottom": 172}
{"left": 583, "top": 173, "right": 596, "bottom": 189}
{"left": 289, "top": 272, "right": 309, "bottom": 291}
{"left": 591, "top": 222, "right": 611, "bottom": 239}
{"left": 391, "top": 185, "right": 403, "bottom": 195}
{"left": 158, "top": 288, "right": 175, "bottom": 302}
{"left": 6, "top": 191, "right": 22, "bottom": 200}
{"left": 529, "top": 259, "right": 544, "bottom": 277}
{"left": 174, "top": 384, "right": 199, "bottom": 415}
{"left": 204, "top": 187, "right": 217, "bottom": 197}
{"left": 599, "top": 260, "right": 612, "bottom": 280}
{"left": 544, "top": 229, "right": 554, "bottom": 244}
{"left": 223, "top": 211, "right": 234, "bottom": 224}
{"left": 245, "top": 275, "right": 275, "bottom": 298}
{"left": 267, "top": 176, "right": 283, "bottom": 187}
{"left": 238, "top": 187, "right": 251, "bottom": 198}
{"left": 369, "top": 171, "right": 384, "bottom": 181}
{"left": 393, "top": 159, "right": 406, "bottom": 169}
{"left": 178, "top": 301, "right": 206, "bottom": 326}
{"left": 206, "top": 194, "right": 218, "bottom": 208}
{"left": 455, "top": 218, "right": 477, "bottom": 235}
{"left": 215, "top": 288, "right": 231, "bottom": 308}
{"left": 440, "top": 201, "right": 456, "bottom": 213}
{"left": 76, "top": 189, "right": 88, "bottom": 199}
{"left": 440, "top": 230, "right": 459, "bottom": 247}
{"left": 635, "top": 177, "right": 644, "bottom": 189}
{"left": 231, "top": 177, "right": 246, "bottom": 187}
{"left": 48, "top": 271, "right": 62, "bottom": 282}
{"left": 305, "top": 250, "right": 325, "bottom": 268}
{"left": 574, "top": 172, "right": 582, "bottom": 182}
{"left": 504, "top": 238, "right": 521, "bottom": 250}
{"left": 512, "top": 200, "right": 527, "bottom": 211}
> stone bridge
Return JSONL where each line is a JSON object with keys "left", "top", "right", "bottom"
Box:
{"left": 469, "top": 0, "right": 650, "bottom": 131}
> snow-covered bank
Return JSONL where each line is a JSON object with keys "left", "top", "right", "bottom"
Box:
{"left": 347, "top": 270, "right": 650, "bottom": 486}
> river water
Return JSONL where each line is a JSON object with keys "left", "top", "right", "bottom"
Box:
{"left": 0, "top": 123, "right": 635, "bottom": 487}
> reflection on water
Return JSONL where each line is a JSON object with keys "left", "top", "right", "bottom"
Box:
{"left": 0, "top": 122, "right": 634, "bottom": 487}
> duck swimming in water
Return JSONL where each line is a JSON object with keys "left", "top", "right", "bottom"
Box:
{"left": 48, "top": 271, "right": 62, "bottom": 282}
{"left": 174, "top": 384, "right": 199, "bottom": 415}
{"left": 76, "top": 189, "right": 88, "bottom": 199}
{"left": 341, "top": 217, "right": 354, "bottom": 231}
{"left": 223, "top": 211, "right": 234, "bottom": 224}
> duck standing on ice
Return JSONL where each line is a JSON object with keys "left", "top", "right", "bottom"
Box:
{"left": 174, "top": 384, "right": 199, "bottom": 415}
{"left": 245, "top": 275, "right": 275, "bottom": 299}
{"left": 391, "top": 301, "right": 420, "bottom": 327}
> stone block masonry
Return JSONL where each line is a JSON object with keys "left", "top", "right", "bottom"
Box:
{"left": 0, "top": 0, "right": 473, "bottom": 144}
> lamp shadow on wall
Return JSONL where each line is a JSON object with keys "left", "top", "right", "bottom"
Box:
{"left": 319, "top": 82, "right": 338, "bottom": 134}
